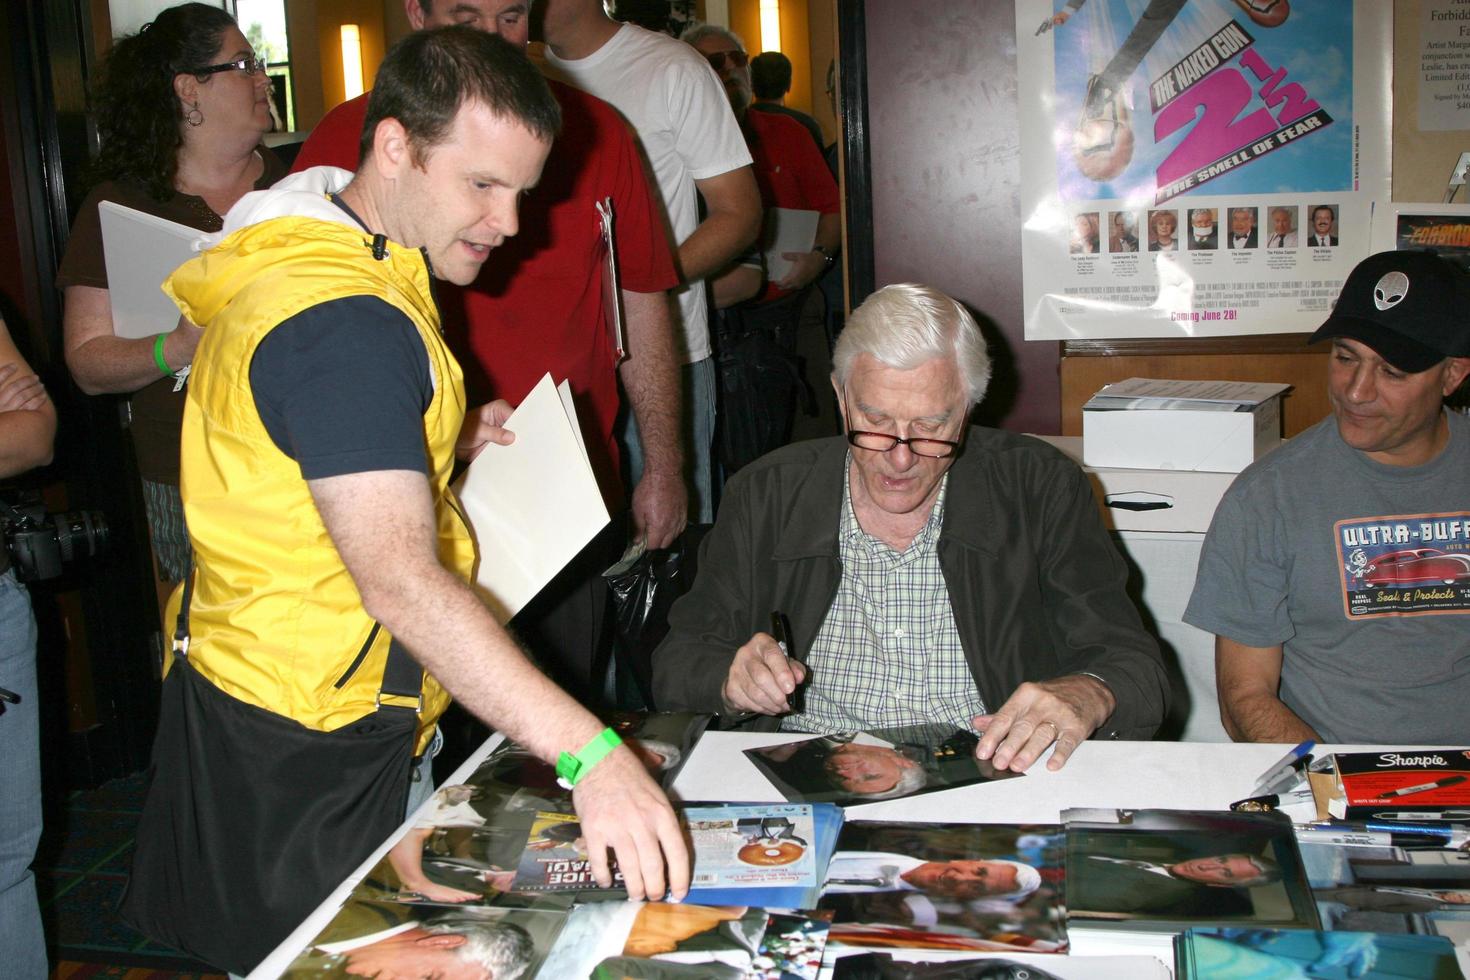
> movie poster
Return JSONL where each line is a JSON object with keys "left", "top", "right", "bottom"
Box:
{"left": 1017, "top": 0, "right": 1391, "bottom": 340}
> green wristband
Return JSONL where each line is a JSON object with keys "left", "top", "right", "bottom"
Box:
{"left": 555, "top": 727, "right": 623, "bottom": 789}
{"left": 153, "top": 333, "right": 173, "bottom": 377}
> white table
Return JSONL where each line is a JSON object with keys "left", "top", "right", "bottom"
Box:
{"left": 670, "top": 733, "right": 1302, "bottom": 822}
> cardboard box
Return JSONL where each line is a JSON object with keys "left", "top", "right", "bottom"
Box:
{"left": 1030, "top": 435, "right": 1237, "bottom": 533}
{"left": 1082, "top": 378, "right": 1290, "bottom": 472}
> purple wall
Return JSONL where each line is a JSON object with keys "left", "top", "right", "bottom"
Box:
{"left": 862, "top": 1, "right": 1060, "bottom": 433}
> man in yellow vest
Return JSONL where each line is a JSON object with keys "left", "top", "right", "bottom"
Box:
{"left": 119, "top": 28, "right": 688, "bottom": 974}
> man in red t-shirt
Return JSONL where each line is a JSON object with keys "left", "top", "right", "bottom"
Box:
{"left": 681, "top": 24, "right": 841, "bottom": 474}
{"left": 292, "top": 0, "right": 684, "bottom": 701}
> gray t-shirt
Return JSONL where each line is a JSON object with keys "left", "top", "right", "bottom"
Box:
{"left": 1184, "top": 411, "right": 1470, "bottom": 742}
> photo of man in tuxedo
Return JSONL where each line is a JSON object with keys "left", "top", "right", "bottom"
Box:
{"left": 1228, "top": 207, "right": 1259, "bottom": 249}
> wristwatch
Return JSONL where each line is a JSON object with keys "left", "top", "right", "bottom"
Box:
{"left": 814, "top": 245, "right": 838, "bottom": 268}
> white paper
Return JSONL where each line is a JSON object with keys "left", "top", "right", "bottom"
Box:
{"left": 762, "top": 207, "right": 819, "bottom": 283}
{"left": 97, "top": 201, "right": 208, "bottom": 339}
{"left": 452, "top": 374, "right": 609, "bottom": 623}
{"left": 1418, "top": 1, "right": 1470, "bottom": 131}
{"left": 1086, "top": 377, "right": 1291, "bottom": 409}
{"left": 595, "top": 196, "right": 626, "bottom": 362}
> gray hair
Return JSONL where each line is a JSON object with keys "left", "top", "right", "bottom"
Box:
{"left": 679, "top": 22, "right": 745, "bottom": 51}
{"left": 424, "top": 914, "right": 535, "bottom": 978}
{"left": 1002, "top": 859, "right": 1043, "bottom": 898}
{"left": 849, "top": 762, "right": 928, "bottom": 800}
{"left": 833, "top": 283, "right": 992, "bottom": 404}
{"left": 1234, "top": 855, "right": 1281, "bottom": 887}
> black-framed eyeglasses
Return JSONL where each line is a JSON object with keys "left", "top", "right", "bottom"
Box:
{"left": 191, "top": 56, "right": 267, "bottom": 77}
{"left": 843, "top": 399, "right": 964, "bottom": 459}
{"left": 704, "top": 50, "right": 749, "bottom": 72}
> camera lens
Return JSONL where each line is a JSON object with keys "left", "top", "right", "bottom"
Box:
{"left": 54, "top": 510, "right": 108, "bottom": 562}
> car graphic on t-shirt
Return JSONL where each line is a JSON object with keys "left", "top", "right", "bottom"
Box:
{"left": 1361, "top": 548, "right": 1470, "bottom": 587}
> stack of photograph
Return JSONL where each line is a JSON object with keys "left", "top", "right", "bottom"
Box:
{"left": 272, "top": 718, "right": 1470, "bottom": 979}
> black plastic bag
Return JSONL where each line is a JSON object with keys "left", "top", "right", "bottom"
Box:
{"left": 604, "top": 523, "right": 710, "bottom": 708}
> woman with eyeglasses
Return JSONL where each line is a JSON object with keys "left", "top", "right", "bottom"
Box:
{"left": 55, "top": 2, "right": 284, "bottom": 612}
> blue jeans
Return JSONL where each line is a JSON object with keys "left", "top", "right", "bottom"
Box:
{"left": 0, "top": 571, "right": 45, "bottom": 978}
{"left": 404, "top": 724, "right": 443, "bottom": 818}
{"left": 622, "top": 356, "right": 716, "bottom": 524}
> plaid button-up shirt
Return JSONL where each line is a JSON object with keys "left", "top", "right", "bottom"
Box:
{"left": 782, "top": 458, "right": 985, "bottom": 733}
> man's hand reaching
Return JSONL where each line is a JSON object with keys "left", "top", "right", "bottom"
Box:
{"left": 572, "top": 745, "right": 690, "bottom": 902}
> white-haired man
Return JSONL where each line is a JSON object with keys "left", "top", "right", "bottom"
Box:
{"left": 824, "top": 854, "right": 1042, "bottom": 901}
{"left": 303, "top": 909, "right": 536, "bottom": 979}
{"left": 652, "top": 284, "right": 1168, "bottom": 772}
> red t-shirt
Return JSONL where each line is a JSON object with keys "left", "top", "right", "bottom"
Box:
{"left": 292, "top": 81, "right": 679, "bottom": 503}
{"left": 744, "top": 110, "right": 839, "bottom": 303}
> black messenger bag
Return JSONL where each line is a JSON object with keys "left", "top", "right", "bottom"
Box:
{"left": 120, "top": 578, "right": 424, "bottom": 975}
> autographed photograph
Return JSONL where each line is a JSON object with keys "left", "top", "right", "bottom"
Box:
{"left": 744, "top": 726, "right": 1021, "bottom": 806}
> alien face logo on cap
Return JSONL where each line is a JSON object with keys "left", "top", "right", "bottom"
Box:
{"left": 1373, "top": 271, "right": 1409, "bottom": 311}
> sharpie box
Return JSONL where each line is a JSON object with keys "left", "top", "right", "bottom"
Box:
{"left": 1083, "top": 378, "right": 1289, "bottom": 472}
{"left": 1328, "top": 749, "right": 1470, "bottom": 821}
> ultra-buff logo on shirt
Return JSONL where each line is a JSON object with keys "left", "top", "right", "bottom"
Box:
{"left": 1335, "top": 512, "right": 1470, "bottom": 618}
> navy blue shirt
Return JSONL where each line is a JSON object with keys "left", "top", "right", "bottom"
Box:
{"left": 249, "top": 294, "right": 433, "bottom": 479}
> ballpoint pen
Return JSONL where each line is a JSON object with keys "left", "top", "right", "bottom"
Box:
{"left": 0, "top": 686, "right": 19, "bottom": 704}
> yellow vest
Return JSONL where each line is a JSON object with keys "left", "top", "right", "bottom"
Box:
{"left": 165, "top": 215, "right": 475, "bottom": 753}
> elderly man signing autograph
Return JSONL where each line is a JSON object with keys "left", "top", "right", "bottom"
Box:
{"left": 653, "top": 283, "right": 1168, "bottom": 771}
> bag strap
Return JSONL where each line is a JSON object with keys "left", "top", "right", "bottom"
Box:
{"left": 173, "top": 565, "right": 195, "bottom": 657}
{"left": 172, "top": 566, "right": 423, "bottom": 712}
{"left": 378, "top": 637, "right": 424, "bottom": 712}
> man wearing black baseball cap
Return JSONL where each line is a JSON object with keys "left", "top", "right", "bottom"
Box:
{"left": 1185, "top": 250, "right": 1470, "bottom": 744}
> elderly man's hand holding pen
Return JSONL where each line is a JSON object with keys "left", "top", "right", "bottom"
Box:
{"left": 720, "top": 611, "right": 807, "bottom": 716}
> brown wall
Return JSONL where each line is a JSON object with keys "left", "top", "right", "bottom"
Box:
{"left": 287, "top": 0, "right": 398, "bottom": 133}
{"left": 723, "top": 0, "right": 838, "bottom": 145}
{"left": 862, "top": 1, "right": 1058, "bottom": 433}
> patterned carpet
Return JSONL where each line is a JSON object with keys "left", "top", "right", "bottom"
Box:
{"left": 36, "top": 771, "right": 223, "bottom": 979}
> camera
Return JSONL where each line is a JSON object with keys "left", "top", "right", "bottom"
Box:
{"left": 3, "top": 491, "right": 108, "bottom": 582}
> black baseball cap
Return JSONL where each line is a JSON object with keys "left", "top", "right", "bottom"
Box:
{"left": 1309, "top": 250, "right": 1470, "bottom": 373}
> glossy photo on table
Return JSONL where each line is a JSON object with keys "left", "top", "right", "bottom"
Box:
{"left": 537, "top": 902, "right": 832, "bottom": 979}
{"left": 282, "top": 903, "right": 567, "bottom": 978}
{"left": 743, "top": 725, "right": 1021, "bottom": 806}
{"left": 1064, "top": 809, "right": 1320, "bottom": 931}
{"left": 820, "top": 821, "right": 1067, "bottom": 952}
